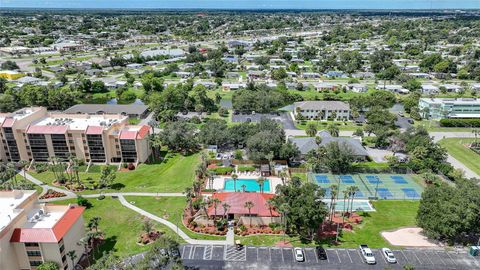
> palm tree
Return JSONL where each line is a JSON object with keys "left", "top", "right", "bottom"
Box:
{"left": 327, "top": 124, "right": 339, "bottom": 137}
{"left": 342, "top": 190, "right": 349, "bottom": 224}
{"left": 241, "top": 184, "right": 247, "bottom": 192}
{"left": 212, "top": 198, "right": 221, "bottom": 221}
{"left": 315, "top": 136, "right": 323, "bottom": 146}
{"left": 349, "top": 186, "right": 359, "bottom": 215}
{"left": 6, "top": 163, "right": 17, "bottom": 187}
{"left": 66, "top": 250, "right": 77, "bottom": 269}
{"left": 193, "top": 180, "right": 202, "bottom": 197}
{"left": 306, "top": 122, "right": 318, "bottom": 137}
{"left": 149, "top": 133, "right": 162, "bottom": 161}
{"left": 88, "top": 216, "right": 101, "bottom": 233}
{"left": 329, "top": 184, "right": 339, "bottom": 220}
{"left": 78, "top": 235, "right": 92, "bottom": 266}
{"left": 244, "top": 201, "right": 254, "bottom": 227}
{"left": 266, "top": 199, "right": 275, "bottom": 224}
{"left": 222, "top": 203, "right": 230, "bottom": 220}
{"left": 278, "top": 169, "right": 288, "bottom": 185}
{"left": 231, "top": 173, "right": 238, "bottom": 192}
{"left": 184, "top": 187, "right": 195, "bottom": 215}
{"left": 256, "top": 177, "right": 265, "bottom": 193}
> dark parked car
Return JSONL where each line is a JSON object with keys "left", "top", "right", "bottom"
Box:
{"left": 316, "top": 246, "right": 327, "bottom": 260}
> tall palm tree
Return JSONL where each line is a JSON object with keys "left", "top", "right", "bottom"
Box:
{"left": 278, "top": 169, "right": 288, "bottom": 185}
{"left": 231, "top": 173, "right": 238, "bottom": 192}
{"left": 78, "top": 235, "right": 92, "bottom": 266}
{"left": 329, "top": 184, "right": 339, "bottom": 220}
{"left": 266, "top": 199, "right": 275, "bottom": 224}
{"left": 327, "top": 124, "right": 339, "bottom": 137}
{"left": 349, "top": 186, "right": 359, "bottom": 215}
{"left": 212, "top": 198, "right": 221, "bottom": 221}
{"left": 222, "top": 203, "right": 230, "bottom": 220}
{"left": 88, "top": 216, "right": 101, "bottom": 233}
{"left": 256, "top": 177, "right": 265, "bottom": 193}
{"left": 342, "top": 190, "right": 349, "bottom": 224}
{"left": 66, "top": 250, "right": 77, "bottom": 269}
{"left": 184, "top": 187, "right": 195, "bottom": 215}
{"left": 244, "top": 201, "right": 255, "bottom": 227}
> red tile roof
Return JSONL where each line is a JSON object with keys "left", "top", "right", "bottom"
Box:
{"left": 10, "top": 205, "right": 85, "bottom": 243}
{"left": 207, "top": 192, "right": 279, "bottom": 217}
{"left": 26, "top": 125, "right": 68, "bottom": 135}
{"left": 86, "top": 125, "right": 104, "bottom": 135}
{"left": 119, "top": 130, "right": 137, "bottom": 140}
{"left": 136, "top": 125, "right": 150, "bottom": 140}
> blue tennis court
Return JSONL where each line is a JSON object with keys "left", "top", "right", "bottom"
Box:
{"left": 376, "top": 188, "right": 393, "bottom": 198}
{"left": 339, "top": 175, "right": 355, "bottom": 184}
{"left": 391, "top": 176, "right": 408, "bottom": 184}
{"left": 402, "top": 188, "right": 420, "bottom": 198}
{"left": 315, "top": 175, "right": 331, "bottom": 184}
{"left": 366, "top": 175, "right": 382, "bottom": 184}
{"left": 310, "top": 173, "right": 424, "bottom": 200}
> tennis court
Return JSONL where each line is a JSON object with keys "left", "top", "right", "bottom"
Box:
{"left": 311, "top": 173, "right": 424, "bottom": 200}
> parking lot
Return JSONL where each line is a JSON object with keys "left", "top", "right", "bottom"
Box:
{"left": 181, "top": 244, "right": 480, "bottom": 269}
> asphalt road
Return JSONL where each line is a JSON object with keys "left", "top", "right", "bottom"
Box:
{"left": 180, "top": 244, "right": 480, "bottom": 270}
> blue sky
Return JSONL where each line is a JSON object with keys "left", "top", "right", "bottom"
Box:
{"left": 1, "top": 0, "right": 480, "bottom": 9}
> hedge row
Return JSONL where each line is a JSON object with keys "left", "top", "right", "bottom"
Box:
{"left": 439, "top": 118, "right": 480, "bottom": 127}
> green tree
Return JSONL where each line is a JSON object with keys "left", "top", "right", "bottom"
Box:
{"left": 159, "top": 121, "right": 197, "bottom": 154}
{"left": 36, "top": 262, "right": 59, "bottom": 270}
{"left": 305, "top": 122, "right": 318, "bottom": 137}
{"left": 307, "top": 141, "right": 354, "bottom": 174}
{"left": 326, "top": 124, "right": 339, "bottom": 137}
{"left": 99, "top": 166, "right": 116, "bottom": 188}
{"left": 244, "top": 201, "right": 255, "bottom": 227}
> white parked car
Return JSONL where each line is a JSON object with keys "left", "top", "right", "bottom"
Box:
{"left": 382, "top": 248, "right": 397, "bottom": 263}
{"left": 359, "top": 245, "right": 376, "bottom": 264}
{"left": 294, "top": 247, "right": 305, "bottom": 262}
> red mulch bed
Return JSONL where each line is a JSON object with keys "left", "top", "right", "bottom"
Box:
{"left": 39, "top": 189, "right": 66, "bottom": 199}
{"left": 274, "top": 240, "right": 293, "bottom": 247}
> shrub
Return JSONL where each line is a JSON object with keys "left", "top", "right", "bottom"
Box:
{"left": 128, "top": 163, "right": 135, "bottom": 170}
{"left": 208, "top": 167, "right": 234, "bottom": 175}
{"left": 238, "top": 166, "right": 256, "bottom": 172}
{"left": 97, "top": 195, "right": 105, "bottom": 200}
{"left": 77, "top": 196, "right": 91, "bottom": 208}
{"left": 439, "top": 118, "right": 480, "bottom": 127}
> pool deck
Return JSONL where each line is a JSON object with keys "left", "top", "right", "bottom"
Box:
{"left": 212, "top": 175, "right": 283, "bottom": 194}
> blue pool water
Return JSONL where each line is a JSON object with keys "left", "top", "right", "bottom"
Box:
{"left": 224, "top": 179, "right": 270, "bottom": 192}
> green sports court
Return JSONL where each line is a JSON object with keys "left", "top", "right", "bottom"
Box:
{"left": 310, "top": 173, "right": 424, "bottom": 200}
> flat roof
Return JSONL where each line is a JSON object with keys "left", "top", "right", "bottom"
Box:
{"left": 64, "top": 104, "right": 149, "bottom": 116}
{"left": 0, "top": 191, "right": 36, "bottom": 232}
{"left": 29, "top": 114, "right": 126, "bottom": 132}
{"left": 420, "top": 98, "right": 480, "bottom": 105}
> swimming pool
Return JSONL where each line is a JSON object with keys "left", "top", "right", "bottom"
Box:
{"left": 223, "top": 179, "right": 271, "bottom": 192}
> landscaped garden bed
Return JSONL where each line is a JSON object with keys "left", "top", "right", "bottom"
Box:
{"left": 39, "top": 189, "right": 66, "bottom": 199}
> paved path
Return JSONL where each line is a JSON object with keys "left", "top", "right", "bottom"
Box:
{"left": 83, "top": 192, "right": 184, "bottom": 198}
{"left": 118, "top": 195, "right": 228, "bottom": 245}
{"left": 21, "top": 170, "right": 77, "bottom": 199}
{"left": 430, "top": 132, "right": 475, "bottom": 142}
{"left": 446, "top": 154, "right": 480, "bottom": 179}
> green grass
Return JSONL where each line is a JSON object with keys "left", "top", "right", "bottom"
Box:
{"left": 291, "top": 172, "right": 308, "bottom": 182}
{"left": 331, "top": 200, "right": 419, "bottom": 249}
{"left": 124, "top": 196, "right": 226, "bottom": 241}
{"left": 439, "top": 138, "right": 480, "bottom": 176}
{"left": 414, "top": 120, "right": 474, "bottom": 132}
{"left": 30, "top": 152, "right": 200, "bottom": 194}
{"left": 52, "top": 197, "right": 184, "bottom": 258}
{"left": 295, "top": 120, "right": 363, "bottom": 131}
{"left": 238, "top": 200, "right": 419, "bottom": 248}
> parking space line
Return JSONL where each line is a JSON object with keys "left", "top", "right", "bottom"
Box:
{"left": 379, "top": 250, "right": 387, "bottom": 264}
{"left": 356, "top": 249, "right": 364, "bottom": 262}
{"left": 336, "top": 250, "right": 341, "bottom": 263}
{"left": 412, "top": 250, "right": 421, "bottom": 264}
{"left": 189, "top": 246, "right": 196, "bottom": 260}
{"left": 314, "top": 250, "right": 318, "bottom": 263}
{"left": 435, "top": 251, "right": 446, "bottom": 265}
{"left": 446, "top": 252, "right": 457, "bottom": 265}
{"left": 400, "top": 250, "right": 410, "bottom": 264}
{"left": 269, "top": 247, "right": 272, "bottom": 262}
{"left": 423, "top": 251, "right": 434, "bottom": 265}
{"left": 281, "top": 248, "right": 284, "bottom": 262}
{"left": 182, "top": 246, "right": 186, "bottom": 259}
{"left": 346, "top": 249, "right": 353, "bottom": 263}
{"left": 256, "top": 247, "right": 259, "bottom": 261}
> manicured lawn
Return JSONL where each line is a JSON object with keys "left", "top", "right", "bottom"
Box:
{"left": 238, "top": 200, "right": 419, "bottom": 249}
{"left": 30, "top": 152, "right": 200, "bottom": 194}
{"left": 291, "top": 172, "right": 308, "bottom": 182}
{"left": 330, "top": 200, "right": 419, "bottom": 249}
{"left": 414, "top": 120, "right": 474, "bottom": 132}
{"left": 295, "top": 120, "right": 363, "bottom": 131}
{"left": 439, "top": 138, "right": 480, "bottom": 176}
{"left": 125, "top": 196, "right": 226, "bottom": 241}
{"left": 52, "top": 197, "right": 184, "bottom": 258}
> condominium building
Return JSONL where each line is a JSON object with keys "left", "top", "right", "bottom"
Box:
{"left": 418, "top": 98, "right": 480, "bottom": 119}
{"left": 0, "top": 107, "right": 151, "bottom": 164}
{"left": 293, "top": 101, "right": 351, "bottom": 121}
{"left": 0, "top": 190, "right": 85, "bottom": 270}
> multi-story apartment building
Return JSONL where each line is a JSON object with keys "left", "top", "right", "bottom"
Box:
{"left": 0, "top": 190, "right": 85, "bottom": 270}
{"left": 0, "top": 107, "right": 151, "bottom": 164}
{"left": 293, "top": 101, "right": 351, "bottom": 121}
{"left": 418, "top": 98, "right": 480, "bottom": 119}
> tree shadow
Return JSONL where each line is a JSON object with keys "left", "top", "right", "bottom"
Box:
{"left": 96, "top": 236, "right": 118, "bottom": 259}
{"left": 110, "top": 183, "right": 125, "bottom": 190}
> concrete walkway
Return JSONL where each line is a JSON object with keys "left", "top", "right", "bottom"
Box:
{"left": 446, "top": 154, "right": 480, "bottom": 179}
{"left": 118, "top": 195, "right": 229, "bottom": 245}
{"left": 21, "top": 170, "right": 77, "bottom": 199}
